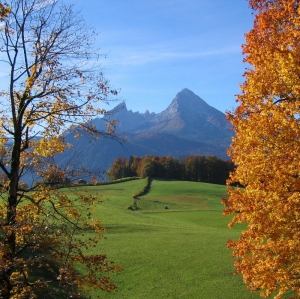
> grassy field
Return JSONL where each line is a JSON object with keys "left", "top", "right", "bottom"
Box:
{"left": 66, "top": 178, "right": 263, "bottom": 299}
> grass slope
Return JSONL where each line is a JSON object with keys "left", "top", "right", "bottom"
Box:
{"left": 74, "top": 179, "right": 262, "bottom": 299}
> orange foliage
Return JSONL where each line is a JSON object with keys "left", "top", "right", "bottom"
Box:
{"left": 223, "top": 0, "right": 300, "bottom": 298}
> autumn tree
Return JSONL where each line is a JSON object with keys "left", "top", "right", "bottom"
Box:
{"left": 136, "top": 156, "right": 156, "bottom": 178}
{"left": 106, "top": 157, "right": 129, "bottom": 181}
{"left": 0, "top": 0, "right": 121, "bottom": 298}
{"left": 223, "top": 1, "right": 300, "bottom": 298}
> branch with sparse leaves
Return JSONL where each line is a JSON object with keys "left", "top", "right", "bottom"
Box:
{"left": 0, "top": 0, "right": 122, "bottom": 298}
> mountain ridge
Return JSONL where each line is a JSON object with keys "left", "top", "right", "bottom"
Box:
{"left": 101, "top": 88, "right": 232, "bottom": 146}
{"left": 57, "top": 88, "right": 233, "bottom": 180}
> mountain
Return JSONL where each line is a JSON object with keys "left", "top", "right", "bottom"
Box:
{"left": 57, "top": 88, "right": 233, "bottom": 180}
{"left": 155, "top": 88, "right": 232, "bottom": 145}
{"left": 102, "top": 88, "right": 232, "bottom": 146}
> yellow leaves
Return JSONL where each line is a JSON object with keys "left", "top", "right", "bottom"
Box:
{"left": 33, "top": 136, "right": 66, "bottom": 157}
{"left": 0, "top": 3, "right": 10, "bottom": 21}
{"left": 10, "top": 286, "right": 37, "bottom": 299}
{"left": 224, "top": 0, "right": 300, "bottom": 298}
{"left": 66, "top": 208, "right": 79, "bottom": 219}
{"left": 10, "top": 270, "right": 25, "bottom": 281}
{"left": 25, "top": 75, "right": 35, "bottom": 91}
{"left": 0, "top": 0, "right": 122, "bottom": 297}
{"left": 90, "top": 219, "right": 102, "bottom": 233}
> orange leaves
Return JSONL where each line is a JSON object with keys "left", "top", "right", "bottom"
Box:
{"left": 0, "top": 3, "right": 10, "bottom": 21}
{"left": 224, "top": 0, "right": 300, "bottom": 298}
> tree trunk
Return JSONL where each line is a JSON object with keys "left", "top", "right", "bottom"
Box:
{"left": 2, "top": 130, "right": 21, "bottom": 298}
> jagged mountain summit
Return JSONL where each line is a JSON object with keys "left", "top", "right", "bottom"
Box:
{"left": 149, "top": 88, "right": 231, "bottom": 145}
{"left": 102, "top": 88, "right": 232, "bottom": 146}
{"left": 59, "top": 89, "right": 233, "bottom": 179}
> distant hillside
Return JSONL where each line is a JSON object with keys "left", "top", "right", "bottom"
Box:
{"left": 56, "top": 88, "right": 233, "bottom": 180}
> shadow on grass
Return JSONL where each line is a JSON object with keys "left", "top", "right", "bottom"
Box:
{"left": 28, "top": 259, "right": 88, "bottom": 299}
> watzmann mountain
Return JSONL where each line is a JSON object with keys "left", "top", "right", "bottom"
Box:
{"left": 107, "top": 88, "right": 232, "bottom": 146}
{"left": 60, "top": 88, "right": 233, "bottom": 178}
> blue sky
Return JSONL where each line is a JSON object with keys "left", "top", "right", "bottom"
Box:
{"left": 71, "top": 0, "right": 254, "bottom": 114}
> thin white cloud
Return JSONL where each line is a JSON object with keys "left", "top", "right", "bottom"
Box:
{"left": 32, "top": 0, "right": 58, "bottom": 11}
{"left": 99, "top": 45, "right": 240, "bottom": 67}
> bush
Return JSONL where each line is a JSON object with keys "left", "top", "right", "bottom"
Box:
{"left": 132, "top": 177, "right": 152, "bottom": 199}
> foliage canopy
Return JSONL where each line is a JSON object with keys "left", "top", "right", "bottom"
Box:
{"left": 223, "top": 0, "right": 300, "bottom": 298}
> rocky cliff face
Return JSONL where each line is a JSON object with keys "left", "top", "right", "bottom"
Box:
{"left": 21, "top": 89, "right": 233, "bottom": 184}
{"left": 161, "top": 88, "right": 218, "bottom": 119}
{"left": 56, "top": 89, "right": 233, "bottom": 180}
{"left": 100, "top": 88, "right": 232, "bottom": 146}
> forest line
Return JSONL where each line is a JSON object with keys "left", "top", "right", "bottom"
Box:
{"left": 107, "top": 155, "right": 234, "bottom": 185}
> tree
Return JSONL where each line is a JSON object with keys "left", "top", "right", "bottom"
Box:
{"left": 137, "top": 156, "right": 156, "bottom": 178}
{"left": 223, "top": 1, "right": 300, "bottom": 298}
{"left": 107, "top": 157, "right": 128, "bottom": 181}
{"left": 163, "top": 156, "right": 181, "bottom": 180}
{"left": 128, "top": 155, "right": 140, "bottom": 176}
{"left": 0, "top": 0, "right": 121, "bottom": 298}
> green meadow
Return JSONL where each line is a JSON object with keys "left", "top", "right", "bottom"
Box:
{"left": 67, "top": 178, "right": 262, "bottom": 299}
